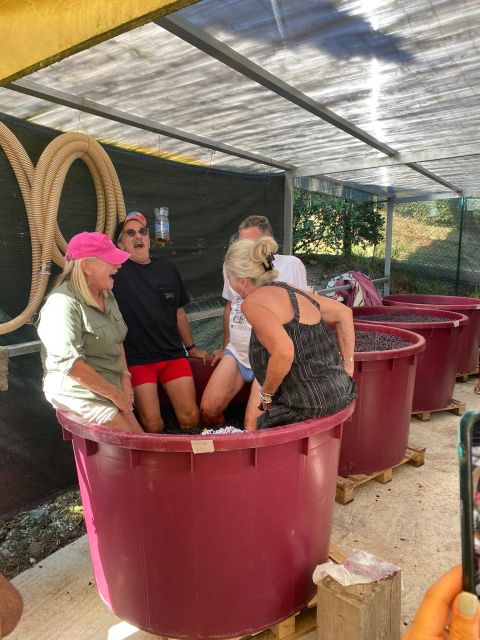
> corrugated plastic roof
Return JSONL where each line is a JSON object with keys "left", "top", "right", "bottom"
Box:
{"left": 2, "top": 0, "right": 480, "bottom": 200}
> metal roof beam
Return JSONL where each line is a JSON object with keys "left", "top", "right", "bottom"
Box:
{"left": 295, "top": 174, "right": 457, "bottom": 203}
{"left": 8, "top": 79, "right": 295, "bottom": 171}
{"left": 158, "top": 15, "right": 398, "bottom": 157}
{"left": 403, "top": 162, "right": 462, "bottom": 194}
{"left": 294, "top": 144, "right": 480, "bottom": 178}
{"left": 344, "top": 182, "right": 455, "bottom": 200}
{"left": 158, "top": 15, "right": 463, "bottom": 195}
{"left": 393, "top": 193, "right": 462, "bottom": 204}
{"left": 295, "top": 176, "right": 382, "bottom": 203}
{"left": 316, "top": 177, "right": 390, "bottom": 198}
{"left": 312, "top": 173, "right": 430, "bottom": 199}
{"left": 296, "top": 174, "right": 390, "bottom": 199}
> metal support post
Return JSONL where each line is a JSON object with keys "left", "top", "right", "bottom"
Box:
{"left": 455, "top": 195, "right": 466, "bottom": 295}
{"left": 383, "top": 198, "right": 394, "bottom": 296}
{"left": 283, "top": 170, "right": 294, "bottom": 255}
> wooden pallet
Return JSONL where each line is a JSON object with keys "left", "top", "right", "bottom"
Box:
{"left": 456, "top": 367, "right": 480, "bottom": 383}
{"left": 158, "top": 607, "right": 318, "bottom": 640}
{"left": 249, "top": 607, "right": 317, "bottom": 640}
{"left": 412, "top": 398, "right": 466, "bottom": 422}
{"left": 158, "top": 605, "right": 317, "bottom": 640}
{"left": 335, "top": 444, "right": 426, "bottom": 505}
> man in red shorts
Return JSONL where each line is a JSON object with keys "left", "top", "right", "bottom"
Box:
{"left": 113, "top": 212, "right": 208, "bottom": 432}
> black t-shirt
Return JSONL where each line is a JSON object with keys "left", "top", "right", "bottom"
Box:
{"left": 113, "top": 257, "right": 190, "bottom": 365}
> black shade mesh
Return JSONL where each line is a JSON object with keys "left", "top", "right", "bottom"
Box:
{"left": 0, "top": 113, "right": 284, "bottom": 515}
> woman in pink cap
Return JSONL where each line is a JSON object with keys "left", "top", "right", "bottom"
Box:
{"left": 36, "top": 231, "right": 143, "bottom": 433}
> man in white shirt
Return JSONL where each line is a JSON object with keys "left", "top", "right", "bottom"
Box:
{"left": 200, "top": 215, "right": 308, "bottom": 430}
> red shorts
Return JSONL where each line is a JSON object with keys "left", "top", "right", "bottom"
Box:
{"left": 128, "top": 358, "right": 193, "bottom": 388}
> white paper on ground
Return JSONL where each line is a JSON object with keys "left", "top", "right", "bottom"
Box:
{"left": 312, "top": 550, "right": 400, "bottom": 586}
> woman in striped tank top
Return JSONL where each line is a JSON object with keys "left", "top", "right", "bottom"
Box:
{"left": 223, "top": 236, "right": 356, "bottom": 430}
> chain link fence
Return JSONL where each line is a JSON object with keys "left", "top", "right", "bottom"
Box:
{"left": 390, "top": 197, "right": 480, "bottom": 297}
{"left": 292, "top": 194, "right": 480, "bottom": 298}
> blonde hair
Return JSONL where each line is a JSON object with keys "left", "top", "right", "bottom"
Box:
{"left": 54, "top": 258, "right": 105, "bottom": 308}
{"left": 224, "top": 236, "right": 279, "bottom": 286}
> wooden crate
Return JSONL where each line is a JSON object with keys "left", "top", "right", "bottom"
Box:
{"left": 336, "top": 444, "right": 426, "bottom": 505}
{"left": 412, "top": 398, "right": 465, "bottom": 422}
{"left": 317, "top": 570, "right": 401, "bottom": 640}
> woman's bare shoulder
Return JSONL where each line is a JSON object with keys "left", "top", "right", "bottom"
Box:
{"left": 247, "top": 285, "right": 284, "bottom": 304}
{"left": 242, "top": 286, "right": 288, "bottom": 322}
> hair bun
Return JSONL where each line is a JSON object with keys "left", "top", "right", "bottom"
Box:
{"left": 250, "top": 236, "right": 278, "bottom": 266}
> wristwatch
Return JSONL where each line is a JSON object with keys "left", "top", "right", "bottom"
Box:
{"left": 185, "top": 343, "right": 196, "bottom": 352}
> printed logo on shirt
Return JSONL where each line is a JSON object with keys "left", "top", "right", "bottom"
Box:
{"left": 231, "top": 319, "right": 251, "bottom": 332}
{"left": 232, "top": 310, "right": 246, "bottom": 324}
{"left": 231, "top": 299, "right": 250, "bottom": 331}
{"left": 157, "top": 286, "right": 176, "bottom": 306}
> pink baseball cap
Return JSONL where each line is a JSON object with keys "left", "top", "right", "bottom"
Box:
{"left": 125, "top": 211, "right": 147, "bottom": 226}
{"left": 65, "top": 232, "right": 130, "bottom": 264}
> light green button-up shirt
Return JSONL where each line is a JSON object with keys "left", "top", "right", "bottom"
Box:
{"left": 37, "top": 282, "right": 127, "bottom": 405}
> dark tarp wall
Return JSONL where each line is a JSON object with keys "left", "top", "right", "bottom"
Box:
{"left": 0, "top": 113, "right": 285, "bottom": 516}
{"left": 0, "top": 325, "right": 76, "bottom": 518}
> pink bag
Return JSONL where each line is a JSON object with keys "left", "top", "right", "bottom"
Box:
{"left": 326, "top": 271, "right": 382, "bottom": 307}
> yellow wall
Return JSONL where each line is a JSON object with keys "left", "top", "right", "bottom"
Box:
{"left": 0, "top": 0, "right": 199, "bottom": 84}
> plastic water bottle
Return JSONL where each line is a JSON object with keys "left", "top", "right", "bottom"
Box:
{"left": 154, "top": 207, "right": 169, "bottom": 245}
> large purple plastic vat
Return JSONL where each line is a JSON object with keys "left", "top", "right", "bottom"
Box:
{"left": 352, "top": 307, "right": 468, "bottom": 412}
{"left": 338, "top": 322, "right": 425, "bottom": 476}
{"left": 58, "top": 397, "right": 355, "bottom": 639}
{"left": 383, "top": 294, "right": 480, "bottom": 373}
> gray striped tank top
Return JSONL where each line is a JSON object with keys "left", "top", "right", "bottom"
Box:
{"left": 249, "top": 282, "right": 356, "bottom": 429}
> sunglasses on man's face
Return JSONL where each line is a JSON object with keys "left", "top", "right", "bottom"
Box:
{"left": 123, "top": 226, "right": 149, "bottom": 237}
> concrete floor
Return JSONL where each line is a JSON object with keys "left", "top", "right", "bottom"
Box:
{"left": 9, "top": 378, "right": 480, "bottom": 640}
{"left": 333, "top": 378, "right": 480, "bottom": 631}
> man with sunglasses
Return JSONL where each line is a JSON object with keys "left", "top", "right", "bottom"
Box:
{"left": 112, "top": 211, "right": 208, "bottom": 432}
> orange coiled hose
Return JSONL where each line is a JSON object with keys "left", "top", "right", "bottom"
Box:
{"left": 0, "top": 127, "right": 126, "bottom": 335}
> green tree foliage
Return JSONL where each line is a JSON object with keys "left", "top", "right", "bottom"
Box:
{"left": 394, "top": 200, "right": 460, "bottom": 226}
{"left": 293, "top": 188, "right": 385, "bottom": 256}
